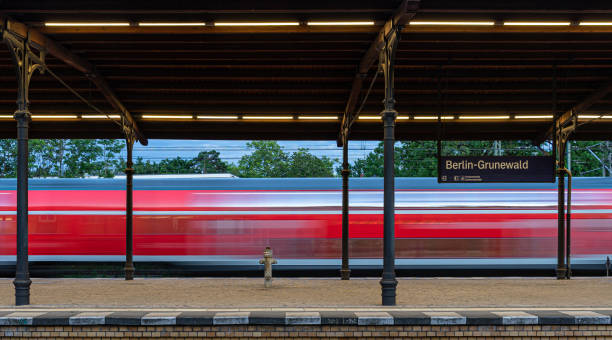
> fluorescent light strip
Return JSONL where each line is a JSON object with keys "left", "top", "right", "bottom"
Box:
{"left": 504, "top": 22, "right": 570, "bottom": 26}
{"left": 31, "top": 115, "right": 78, "bottom": 119}
{"left": 196, "top": 115, "right": 238, "bottom": 120}
{"left": 45, "top": 22, "right": 130, "bottom": 27}
{"left": 298, "top": 116, "right": 338, "bottom": 120}
{"left": 307, "top": 21, "right": 375, "bottom": 26}
{"left": 358, "top": 116, "right": 381, "bottom": 120}
{"left": 413, "top": 116, "right": 454, "bottom": 120}
{"left": 396, "top": 116, "right": 410, "bottom": 120}
{"left": 139, "top": 22, "right": 206, "bottom": 26}
{"left": 515, "top": 115, "right": 553, "bottom": 119}
{"left": 577, "top": 115, "right": 612, "bottom": 119}
{"left": 141, "top": 115, "right": 193, "bottom": 119}
{"left": 81, "top": 115, "right": 121, "bottom": 119}
{"left": 242, "top": 116, "right": 294, "bottom": 120}
{"left": 214, "top": 22, "right": 299, "bottom": 26}
{"left": 459, "top": 115, "right": 510, "bottom": 119}
{"left": 0, "top": 115, "right": 13, "bottom": 119}
{"left": 409, "top": 21, "right": 494, "bottom": 26}
{"left": 580, "top": 22, "right": 612, "bottom": 26}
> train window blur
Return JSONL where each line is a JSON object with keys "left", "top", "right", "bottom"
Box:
{"left": 0, "top": 177, "right": 610, "bottom": 269}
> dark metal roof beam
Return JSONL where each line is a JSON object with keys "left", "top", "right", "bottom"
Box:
{"left": 1, "top": 16, "right": 147, "bottom": 145}
{"left": 536, "top": 78, "right": 612, "bottom": 145}
{"left": 338, "top": 0, "right": 419, "bottom": 146}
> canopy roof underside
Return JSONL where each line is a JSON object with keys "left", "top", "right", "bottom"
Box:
{"left": 1, "top": 0, "right": 612, "bottom": 141}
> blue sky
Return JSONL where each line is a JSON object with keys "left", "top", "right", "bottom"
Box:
{"left": 122, "top": 140, "right": 381, "bottom": 165}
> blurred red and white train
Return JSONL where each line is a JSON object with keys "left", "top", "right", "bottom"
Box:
{"left": 0, "top": 176, "right": 611, "bottom": 270}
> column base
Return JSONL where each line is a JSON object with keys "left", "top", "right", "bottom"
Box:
{"left": 125, "top": 265, "right": 135, "bottom": 281}
{"left": 340, "top": 268, "right": 351, "bottom": 280}
{"left": 14, "top": 278, "right": 32, "bottom": 305}
{"left": 380, "top": 277, "right": 398, "bottom": 306}
{"left": 556, "top": 267, "right": 568, "bottom": 280}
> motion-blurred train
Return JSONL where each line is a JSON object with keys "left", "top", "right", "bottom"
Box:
{"left": 0, "top": 176, "right": 611, "bottom": 270}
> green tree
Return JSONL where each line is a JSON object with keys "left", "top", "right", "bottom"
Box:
{"left": 233, "top": 141, "right": 290, "bottom": 177}
{"left": 287, "top": 148, "right": 335, "bottom": 177}
{"left": 0, "top": 140, "right": 16, "bottom": 177}
{"left": 98, "top": 139, "right": 124, "bottom": 177}
{"left": 131, "top": 157, "right": 158, "bottom": 174}
{"left": 570, "top": 141, "right": 612, "bottom": 176}
{"left": 157, "top": 157, "right": 196, "bottom": 174}
{"left": 193, "top": 150, "right": 229, "bottom": 174}
{"left": 63, "top": 140, "right": 103, "bottom": 177}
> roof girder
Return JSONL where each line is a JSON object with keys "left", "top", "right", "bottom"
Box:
{"left": 338, "top": 0, "right": 420, "bottom": 147}
{"left": 0, "top": 16, "right": 148, "bottom": 145}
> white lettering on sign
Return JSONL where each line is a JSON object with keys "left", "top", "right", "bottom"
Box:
{"left": 445, "top": 160, "right": 528, "bottom": 170}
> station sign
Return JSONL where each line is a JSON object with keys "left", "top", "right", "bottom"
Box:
{"left": 438, "top": 156, "right": 555, "bottom": 183}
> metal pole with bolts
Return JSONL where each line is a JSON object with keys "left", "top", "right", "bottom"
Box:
{"left": 556, "top": 135, "right": 567, "bottom": 279}
{"left": 5, "top": 35, "right": 44, "bottom": 305}
{"left": 14, "top": 111, "right": 30, "bottom": 305}
{"left": 340, "top": 139, "right": 351, "bottom": 280}
{"left": 379, "top": 27, "right": 400, "bottom": 306}
{"left": 125, "top": 137, "right": 135, "bottom": 280}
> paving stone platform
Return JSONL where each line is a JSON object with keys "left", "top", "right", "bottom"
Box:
{"left": 1, "top": 309, "right": 612, "bottom": 326}
{"left": 3, "top": 277, "right": 612, "bottom": 308}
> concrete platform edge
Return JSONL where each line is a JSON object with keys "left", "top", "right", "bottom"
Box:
{"left": 0, "top": 309, "right": 611, "bottom": 326}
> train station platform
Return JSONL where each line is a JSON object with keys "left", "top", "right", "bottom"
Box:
{"left": 1, "top": 277, "right": 612, "bottom": 338}
{"left": 2, "top": 277, "right": 612, "bottom": 308}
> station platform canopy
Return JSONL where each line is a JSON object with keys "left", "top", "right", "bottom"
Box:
{"left": 1, "top": 0, "right": 612, "bottom": 142}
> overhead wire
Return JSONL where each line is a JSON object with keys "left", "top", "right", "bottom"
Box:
{"left": 39, "top": 64, "right": 123, "bottom": 129}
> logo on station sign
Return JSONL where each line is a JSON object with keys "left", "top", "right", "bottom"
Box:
{"left": 438, "top": 156, "right": 555, "bottom": 183}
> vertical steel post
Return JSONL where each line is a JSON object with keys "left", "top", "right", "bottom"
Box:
{"left": 14, "top": 111, "right": 30, "bottom": 305}
{"left": 340, "top": 139, "right": 350, "bottom": 280}
{"left": 379, "top": 29, "right": 399, "bottom": 306}
{"left": 556, "top": 136, "right": 567, "bottom": 279}
{"left": 5, "top": 36, "right": 41, "bottom": 306}
{"left": 125, "top": 137, "right": 135, "bottom": 280}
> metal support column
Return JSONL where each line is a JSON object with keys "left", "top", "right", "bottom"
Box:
{"left": 554, "top": 115, "right": 575, "bottom": 280}
{"left": 5, "top": 33, "right": 44, "bottom": 306}
{"left": 340, "top": 140, "right": 350, "bottom": 280}
{"left": 14, "top": 111, "right": 30, "bottom": 305}
{"left": 556, "top": 138, "right": 567, "bottom": 279}
{"left": 125, "top": 136, "right": 135, "bottom": 280}
{"left": 379, "top": 27, "right": 400, "bottom": 306}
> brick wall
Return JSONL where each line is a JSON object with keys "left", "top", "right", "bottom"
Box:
{"left": 2, "top": 324, "right": 612, "bottom": 339}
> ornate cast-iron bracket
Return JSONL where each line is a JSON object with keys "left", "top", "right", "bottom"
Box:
{"left": 379, "top": 24, "right": 401, "bottom": 121}
{"left": 555, "top": 112, "right": 577, "bottom": 166}
{"left": 3, "top": 30, "right": 46, "bottom": 118}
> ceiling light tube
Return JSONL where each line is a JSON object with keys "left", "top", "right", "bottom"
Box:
{"left": 578, "top": 115, "right": 602, "bottom": 119}
{"left": 242, "top": 116, "right": 294, "bottom": 120}
{"left": 413, "top": 115, "right": 455, "bottom": 120}
{"left": 459, "top": 115, "right": 510, "bottom": 119}
{"left": 298, "top": 115, "right": 338, "bottom": 120}
{"left": 579, "top": 22, "right": 612, "bottom": 26}
{"left": 409, "top": 21, "right": 494, "bottom": 26}
{"left": 45, "top": 22, "right": 130, "bottom": 27}
{"left": 81, "top": 115, "right": 121, "bottom": 119}
{"left": 196, "top": 115, "right": 239, "bottom": 119}
{"left": 358, "top": 116, "right": 381, "bottom": 120}
{"left": 31, "top": 115, "right": 79, "bottom": 119}
{"left": 503, "top": 22, "right": 570, "bottom": 26}
{"left": 307, "top": 21, "right": 375, "bottom": 26}
{"left": 214, "top": 22, "right": 299, "bottom": 27}
{"left": 0, "top": 115, "right": 13, "bottom": 119}
{"left": 603, "top": 115, "right": 612, "bottom": 119}
{"left": 138, "top": 22, "right": 206, "bottom": 26}
{"left": 396, "top": 116, "right": 411, "bottom": 120}
{"left": 515, "top": 115, "right": 553, "bottom": 119}
{"left": 141, "top": 115, "right": 193, "bottom": 119}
